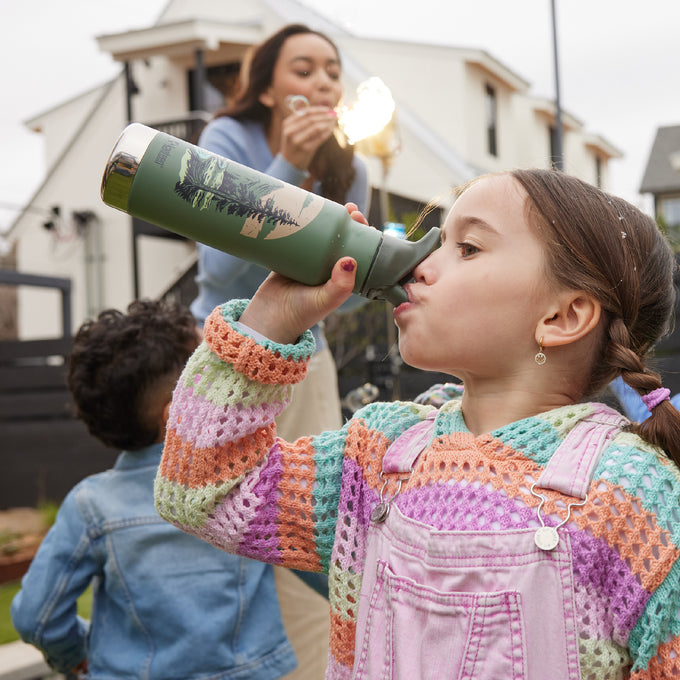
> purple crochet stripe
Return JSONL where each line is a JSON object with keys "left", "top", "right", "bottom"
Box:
{"left": 330, "top": 457, "right": 377, "bottom": 570}
{"left": 171, "top": 382, "right": 286, "bottom": 448}
{"left": 198, "top": 446, "right": 285, "bottom": 563}
{"left": 234, "top": 444, "right": 287, "bottom": 564}
{"left": 569, "top": 530, "right": 650, "bottom": 639}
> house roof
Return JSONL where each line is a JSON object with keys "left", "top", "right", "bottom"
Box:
{"left": 640, "top": 125, "right": 680, "bottom": 195}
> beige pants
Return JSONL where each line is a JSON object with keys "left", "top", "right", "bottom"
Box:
{"left": 275, "top": 347, "right": 342, "bottom": 680}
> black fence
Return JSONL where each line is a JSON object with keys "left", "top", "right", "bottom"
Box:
{"left": 0, "top": 271, "right": 117, "bottom": 509}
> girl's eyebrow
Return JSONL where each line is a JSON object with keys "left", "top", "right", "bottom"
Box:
{"left": 453, "top": 216, "right": 500, "bottom": 236}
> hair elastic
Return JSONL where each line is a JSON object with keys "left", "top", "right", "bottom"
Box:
{"left": 641, "top": 387, "right": 671, "bottom": 412}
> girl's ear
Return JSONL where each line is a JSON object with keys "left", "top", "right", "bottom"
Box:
{"left": 259, "top": 88, "right": 275, "bottom": 108}
{"left": 537, "top": 291, "right": 601, "bottom": 348}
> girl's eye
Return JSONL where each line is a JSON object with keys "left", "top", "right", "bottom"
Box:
{"left": 296, "top": 70, "right": 311, "bottom": 78}
{"left": 457, "top": 242, "right": 479, "bottom": 258}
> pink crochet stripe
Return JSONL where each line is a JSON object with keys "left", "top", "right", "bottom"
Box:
{"left": 324, "top": 654, "right": 350, "bottom": 680}
{"left": 330, "top": 457, "right": 374, "bottom": 571}
{"left": 204, "top": 307, "right": 308, "bottom": 385}
{"left": 171, "top": 381, "right": 286, "bottom": 448}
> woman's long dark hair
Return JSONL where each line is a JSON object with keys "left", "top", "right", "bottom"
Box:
{"left": 214, "top": 24, "right": 356, "bottom": 204}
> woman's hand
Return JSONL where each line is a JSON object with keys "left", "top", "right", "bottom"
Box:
{"left": 240, "top": 257, "right": 357, "bottom": 344}
{"left": 345, "top": 202, "right": 369, "bottom": 226}
{"left": 279, "top": 106, "right": 338, "bottom": 171}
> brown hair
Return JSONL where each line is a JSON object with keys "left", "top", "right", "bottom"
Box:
{"left": 215, "top": 23, "right": 356, "bottom": 204}
{"left": 510, "top": 168, "right": 680, "bottom": 464}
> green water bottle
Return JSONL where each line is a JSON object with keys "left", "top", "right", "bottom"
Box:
{"left": 101, "top": 123, "right": 440, "bottom": 305}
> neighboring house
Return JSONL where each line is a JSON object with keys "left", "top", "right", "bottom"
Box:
{"left": 5, "top": 0, "right": 621, "bottom": 341}
{"left": 640, "top": 125, "right": 680, "bottom": 244}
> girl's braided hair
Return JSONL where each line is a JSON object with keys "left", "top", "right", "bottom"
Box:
{"left": 511, "top": 168, "right": 680, "bottom": 465}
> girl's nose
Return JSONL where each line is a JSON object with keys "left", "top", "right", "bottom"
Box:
{"left": 413, "top": 252, "right": 434, "bottom": 283}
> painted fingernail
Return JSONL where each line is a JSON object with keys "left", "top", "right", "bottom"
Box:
{"left": 341, "top": 259, "right": 356, "bottom": 272}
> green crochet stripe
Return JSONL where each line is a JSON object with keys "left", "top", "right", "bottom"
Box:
{"left": 628, "top": 557, "right": 680, "bottom": 670}
{"left": 577, "top": 637, "right": 631, "bottom": 674}
{"left": 180, "top": 344, "right": 292, "bottom": 408}
{"left": 218, "top": 298, "right": 316, "bottom": 362}
{"left": 154, "top": 474, "right": 243, "bottom": 529}
{"left": 328, "top": 560, "right": 361, "bottom": 622}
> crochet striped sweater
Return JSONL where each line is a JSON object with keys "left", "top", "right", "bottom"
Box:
{"left": 155, "top": 300, "right": 680, "bottom": 679}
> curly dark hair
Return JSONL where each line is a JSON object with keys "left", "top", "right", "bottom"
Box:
{"left": 67, "top": 299, "right": 199, "bottom": 451}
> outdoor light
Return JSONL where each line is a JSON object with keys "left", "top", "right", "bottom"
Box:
{"left": 337, "top": 77, "right": 396, "bottom": 145}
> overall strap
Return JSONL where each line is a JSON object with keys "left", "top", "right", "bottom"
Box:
{"left": 382, "top": 411, "right": 437, "bottom": 474}
{"left": 537, "top": 404, "right": 629, "bottom": 499}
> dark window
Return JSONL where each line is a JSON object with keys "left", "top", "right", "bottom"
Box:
{"left": 549, "top": 125, "right": 559, "bottom": 167}
{"left": 188, "top": 62, "right": 242, "bottom": 112}
{"left": 595, "top": 156, "right": 602, "bottom": 188}
{"left": 485, "top": 84, "right": 498, "bottom": 157}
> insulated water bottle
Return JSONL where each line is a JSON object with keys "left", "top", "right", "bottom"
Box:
{"left": 100, "top": 123, "right": 440, "bottom": 305}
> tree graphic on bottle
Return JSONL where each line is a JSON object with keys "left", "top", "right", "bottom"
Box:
{"left": 173, "top": 147, "right": 302, "bottom": 239}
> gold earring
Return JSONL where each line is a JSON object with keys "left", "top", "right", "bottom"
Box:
{"left": 535, "top": 337, "right": 546, "bottom": 365}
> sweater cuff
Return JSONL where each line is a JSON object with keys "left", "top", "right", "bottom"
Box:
{"left": 204, "top": 299, "right": 315, "bottom": 385}
{"left": 269, "top": 153, "right": 311, "bottom": 185}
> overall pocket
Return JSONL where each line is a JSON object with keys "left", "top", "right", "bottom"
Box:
{"left": 353, "top": 508, "right": 580, "bottom": 680}
{"left": 354, "top": 560, "right": 527, "bottom": 680}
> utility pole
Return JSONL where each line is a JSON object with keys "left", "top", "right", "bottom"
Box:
{"left": 551, "top": 0, "right": 564, "bottom": 170}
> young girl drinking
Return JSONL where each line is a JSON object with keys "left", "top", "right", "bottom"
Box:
{"left": 156, "top": 169, "right": 680, "bottom": 679}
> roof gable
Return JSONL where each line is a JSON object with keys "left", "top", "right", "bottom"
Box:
{"left": 640, "top": 125, "right": 680, "bottom": 195}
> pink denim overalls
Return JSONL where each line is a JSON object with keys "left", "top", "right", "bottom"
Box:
{"left": 353, "top": 405, "right": 628, "bottom": 679}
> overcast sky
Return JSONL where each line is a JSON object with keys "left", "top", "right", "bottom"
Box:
{"left": 1, "top": 0, "right": 678, "bottom": 234}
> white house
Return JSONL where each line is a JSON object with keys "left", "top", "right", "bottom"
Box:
{"left": 5, "top": 0, "right": 621, "bottom": 340}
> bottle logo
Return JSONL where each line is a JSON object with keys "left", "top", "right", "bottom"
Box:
{"left": 174, "top": 148, "right": 323, "bottom": 239}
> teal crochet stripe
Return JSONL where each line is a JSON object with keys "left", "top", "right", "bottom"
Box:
{"left": 628, "top": 557, "right": 680, "bottom": 670}
{"left": 218, "top": 299, "right": 316, "bottom": 362}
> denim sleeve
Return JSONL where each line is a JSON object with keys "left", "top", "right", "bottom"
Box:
{"left": 347, "top": 154, "right": 370, "bottom": 215}
{"left": 609, "top": 377, "right": 652, "bottom": 423}
{"left": 291, "top": 569, "right": 329, "bottom": 599}
{"left": 10, "top": 488, "right": 94, "bottom": 673}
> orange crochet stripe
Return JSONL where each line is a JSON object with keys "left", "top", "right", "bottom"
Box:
{"left": 204, "top": 308, "right": 308, "bottom": 385}
{"left": 163, "top": 425, "right": 276, "bottom": 488}
{"left": 329, "top": 609, "right": 356, "bottom": 670}
{"left": 630, "top": 635, "right": 680, "bottom": 678}
{"left": 274, "top": 437, "right": 322, "bottom": 570}
{"left": 410, "top": 433, "right": 540, "bottom": 498}
{"left": 565, "top": 482, "right": 680, "bottom": 592}
{"left": 343, "top": 419, "right": 391, "bottom": 491}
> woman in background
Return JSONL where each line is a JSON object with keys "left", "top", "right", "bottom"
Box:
{"left": 190, "top": 24, "right": 370, "bottom": 680}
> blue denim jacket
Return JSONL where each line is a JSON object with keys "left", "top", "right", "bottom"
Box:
{"left": 11, "top": 444, "right": 296, "bottom": 680}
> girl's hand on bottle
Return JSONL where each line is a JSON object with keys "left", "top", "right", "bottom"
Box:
{"left": 280, "top": 106, "right": 338, "bottom": 171}
{"left": 240, "top": 257, "right": 357, "bottom": 344}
